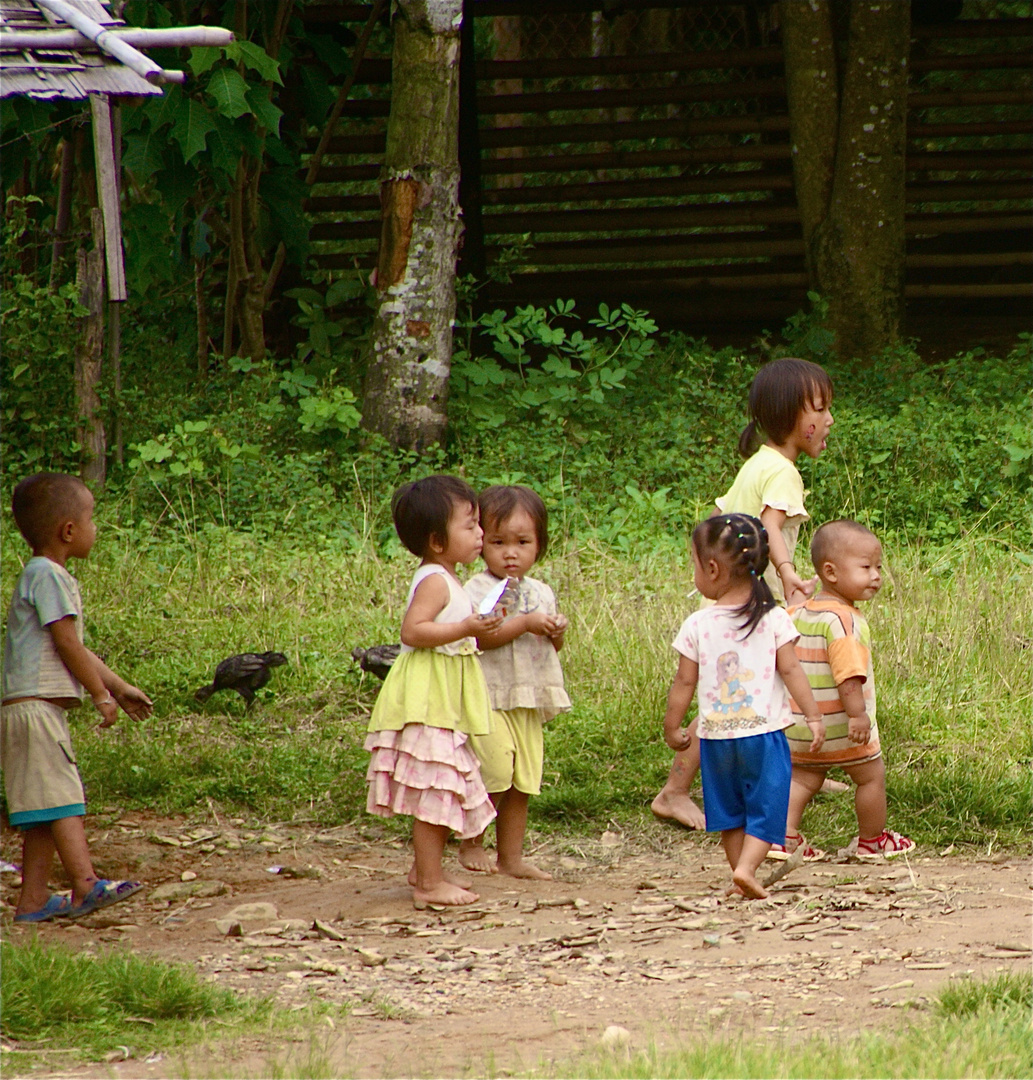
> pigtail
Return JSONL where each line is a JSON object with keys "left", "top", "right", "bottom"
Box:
{"left": 729, "top": 515, "right": 775, "bottom": 639}
{"left": 737, "top": 420, "right": 759, "bottom": 459}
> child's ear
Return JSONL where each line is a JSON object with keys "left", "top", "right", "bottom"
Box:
{"left": 58, "top": 519, "right": 75, "bottom": 544}
{"left": 428, "top": 531, "right": 446, "bottom": 555}
{"left": 821, "top": 560, "right": 837, "bottom": 583}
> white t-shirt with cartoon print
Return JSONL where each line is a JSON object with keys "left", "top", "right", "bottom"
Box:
{"left": 672, "top": 604, "right": 799, "bottom": 740}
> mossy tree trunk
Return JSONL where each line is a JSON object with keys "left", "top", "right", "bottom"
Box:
{"left": 782, "top": 0, "right": 910, "bottom": 362}
{"left": 361, "top": 0, "right": 463, "bottom": 451}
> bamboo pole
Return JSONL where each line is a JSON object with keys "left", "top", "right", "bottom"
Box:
{"left": 33, "top": 0, "right": 185, "bottom": 84}
{"left": 48, "top": 136, "right": 74, "bottom": 292}
{"left": 0, "top": 26, "right": 233, "bottom": 49}
{"left": 304, "top": 0, "right": 388, "bottom": 185}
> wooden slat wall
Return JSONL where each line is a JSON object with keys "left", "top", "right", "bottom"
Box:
{"left": 302, "top": 2, "right": 1033, "bottom": 322}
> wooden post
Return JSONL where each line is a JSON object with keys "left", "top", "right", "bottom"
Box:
{"left": 76, "top": 209, "right": 107, "bottom": 486}
{"left": 90, "top": 94, "right": 127, "bottom": 302}
{"left": 49, "top": 136, "right": 75, "bottom": 292}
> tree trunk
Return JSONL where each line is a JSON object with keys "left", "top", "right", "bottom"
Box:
{"left": 75, "top": 208, "right": 107, "bottom": 485}
{"left": 361, "top": 0, "right": 463, "bottom": 451}
{"left": 781, "top": 0, "right": 838, "bottom": 278}
{"left": 782, "top": 0, "right": 910, "bottom": 361}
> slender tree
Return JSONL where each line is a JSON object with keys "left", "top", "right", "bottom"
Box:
{"left": 782, "top": 0, "right": 910, "bottom": 361}
{"left": 361, "top": 0, "right": 463, "bottom": 451}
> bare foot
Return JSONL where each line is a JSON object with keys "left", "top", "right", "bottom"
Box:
{"left": 497, "top": 858, "right": 552, "bottom": 880}
{"left": 457, "top": 843, "right": 498, "bottom": 874}
{"left": 724, "top": 882, "right": 747, "bottom": 898}
{"left": 651, "top": 790, "right": 706, "bottom": 830}
{"left": 408, "top": 865, "right": 473, "bottom": 888}
{"left": 731, "top": 869, "right": 768, "bottom": 900}
{"left": 413, "top": 882, "right": 479, "bottom": 908}
{"left": 821, "top": 778, "right": 849, "bottom": 793}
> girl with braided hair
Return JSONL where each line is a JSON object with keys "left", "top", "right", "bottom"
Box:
{"left": 662, "top": 514, "right": 825, "bottom": 899}
{"left": 652, "top": 357, "right": 836, "bottom": 830}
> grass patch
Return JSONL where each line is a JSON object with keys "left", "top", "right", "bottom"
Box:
{"left": 547, "top": 973, "right": 1033, "bottom": 1080}
{"left": 0, "top": 937, "right": 276, "bottom": 1064}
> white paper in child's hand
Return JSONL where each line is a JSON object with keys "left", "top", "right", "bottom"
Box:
{"left": 478, "top": 576, "right": 510, "bottom": 615}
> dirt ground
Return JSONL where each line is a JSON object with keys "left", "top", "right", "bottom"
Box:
{"left": 2, "top": 811, "right": 1030, "bottom": 1079}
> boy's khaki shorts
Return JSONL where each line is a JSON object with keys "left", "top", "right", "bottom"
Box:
{"left": 468, "top": 708, "right": 544, "bottom": 796}
{"left": 1, "top": 699, "right": 86, "bottom": 828}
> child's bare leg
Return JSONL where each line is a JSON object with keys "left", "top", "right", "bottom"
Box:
{"left": 724, "top": 830, "right": 771, "bottom": 899}
{"left": 17, "top": 817, "right": 97, "bottom": 915}
{"left": 458, "top": 792, "right": 500, "bottom": 873}
{"left": 411, "top": 819, "right": 478, "bottom": 907}
{"left": 651, "top": 725, "right": 705, "bottom": 830}
{"left": 785, "top": 767, "right": 826, "bottom": 842}
{"left": 845, "top": 758, "right": 887, "bottom": 840}
{"left": 494, "top": 789, "right": 551, "bottom": 879}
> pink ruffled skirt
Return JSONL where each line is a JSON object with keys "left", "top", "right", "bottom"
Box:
{"left": 364, "top": 723, "right": 496, "bottom": 839}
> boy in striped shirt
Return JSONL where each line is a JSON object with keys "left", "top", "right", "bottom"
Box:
{"left": 773, "top": 520, "right": 914, "bottom": 861}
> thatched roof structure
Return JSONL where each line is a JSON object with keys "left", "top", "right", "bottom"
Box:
{"left": 1, "top": 0, "right": 233, "bottom": 100}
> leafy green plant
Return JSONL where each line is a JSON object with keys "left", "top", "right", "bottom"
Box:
{"left": 452, "top": 300, "right": 658, "bottom": 430}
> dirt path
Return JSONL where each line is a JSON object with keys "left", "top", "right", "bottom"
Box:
{"left": 3, "top": 812, "right": 1030, "bottom": 1079}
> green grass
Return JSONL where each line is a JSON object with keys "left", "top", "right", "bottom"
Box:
{"left": 1, "top": 522, "right": 1027, "bottom": 851}
{"left": 0, "top": 937, "right": 274, "bottom": 1063}
{"left": 546, "top": 973, "right": 1033, "bottom": 1080}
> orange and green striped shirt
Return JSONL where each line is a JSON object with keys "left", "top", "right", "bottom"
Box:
{"left": 785, "top": 597, "right": 881, "bottom": 767}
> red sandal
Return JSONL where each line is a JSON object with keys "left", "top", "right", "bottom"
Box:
{"left": 766, "top": 833, "right": 826, "bottom": 862}
{"left": 856, "top": 830, "right": 914, "bottom": 860}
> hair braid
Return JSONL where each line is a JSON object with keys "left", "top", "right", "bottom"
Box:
{"left": 692, "top": 512, "right": 775, "bottom": 639}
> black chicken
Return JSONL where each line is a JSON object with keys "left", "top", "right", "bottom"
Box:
{"left": 351, "top": 644, "right": 401, "bottom": 681}
{"left": 194, "top": 652, "right": 288, "bottom": 706}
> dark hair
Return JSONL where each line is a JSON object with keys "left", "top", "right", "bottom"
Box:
{"left": 738, "top": 357, "right": 834, "bottom": 458}
{"left": 391, "top": 474, "right": 479, "bottom": 557}
{"left": 478, "top": 485, "right": 548, "bottom": 560}
{"left": 12, "top": 473, "right": 91, "bottom": 549}
{"left": 811, "top": 519, "right": 878, "bottom": 575}
{"left": 692, "top": 513, "right": 775, "bottom": 639}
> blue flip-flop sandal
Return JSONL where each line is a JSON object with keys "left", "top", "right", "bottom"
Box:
{"left": 13, "top": 893, "right": 72, "bottom": 923}
{"left": 67, "top": 879, "right": 144, "bottom": 919}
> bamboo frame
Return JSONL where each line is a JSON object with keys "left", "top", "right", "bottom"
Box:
{"left": 33, "top": 0, "right": 185, "bottom": 83}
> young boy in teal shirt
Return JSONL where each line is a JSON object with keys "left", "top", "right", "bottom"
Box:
{"left": 3, "top": 473, "right": 152, "bottom": 922}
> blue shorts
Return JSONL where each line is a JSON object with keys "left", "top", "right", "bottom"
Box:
{"left": 699, "top": 730, "right": 791, "bottom": 845}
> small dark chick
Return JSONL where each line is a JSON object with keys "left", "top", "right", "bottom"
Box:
{"left": 195, "top": 652, "right": 288, "bottom": 706}
{"left": 351, "top": 644, "right": 401, "bottom": 681}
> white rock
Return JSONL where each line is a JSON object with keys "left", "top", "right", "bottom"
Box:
{"left": 600, "top": 1025, "right": 631, "bottom": 1047}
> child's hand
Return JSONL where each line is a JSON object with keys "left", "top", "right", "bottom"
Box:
{"left": 116, "top": 685, "right": 153, "bottom": 721}
{"left": 470, "top": 611, "right": 503, "bottom": 636}
{"left": 847, "top": 712, "right": 871, "bottom": 744}
{"left": 664, "top": 725, "right": 692, "bottom": 751}
{"left": 94, "top": 696, "right": 119, "bottom": 728}
{"left": 546, "top": 613, "right": 568, "bottom": 639}
{"left": 784, "top": 572, "right": 818, "bottom": 608}
{"left": 805, "top": 715, "right": 826, "bottom": 753}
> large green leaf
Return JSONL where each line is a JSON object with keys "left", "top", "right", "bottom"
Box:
{"left": 206, "top": 68, "right": 250, "bottom": 119}
{"left": 122, "top": 127, "right": 168, "bottom": 180}
{"left": 206, "top": 115, "right": 245, "bottom": 177}
{"left": 230, "top": 41, "right": 283, "bottom": 85}
{"left": 189, "top": 46, "right": 222, "bottom": 77}
{"left": 171, "top": 99, "right": 219, "bottom": 163}
{"left": 245, "top": 86, "right": 283, "bottom": 136}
